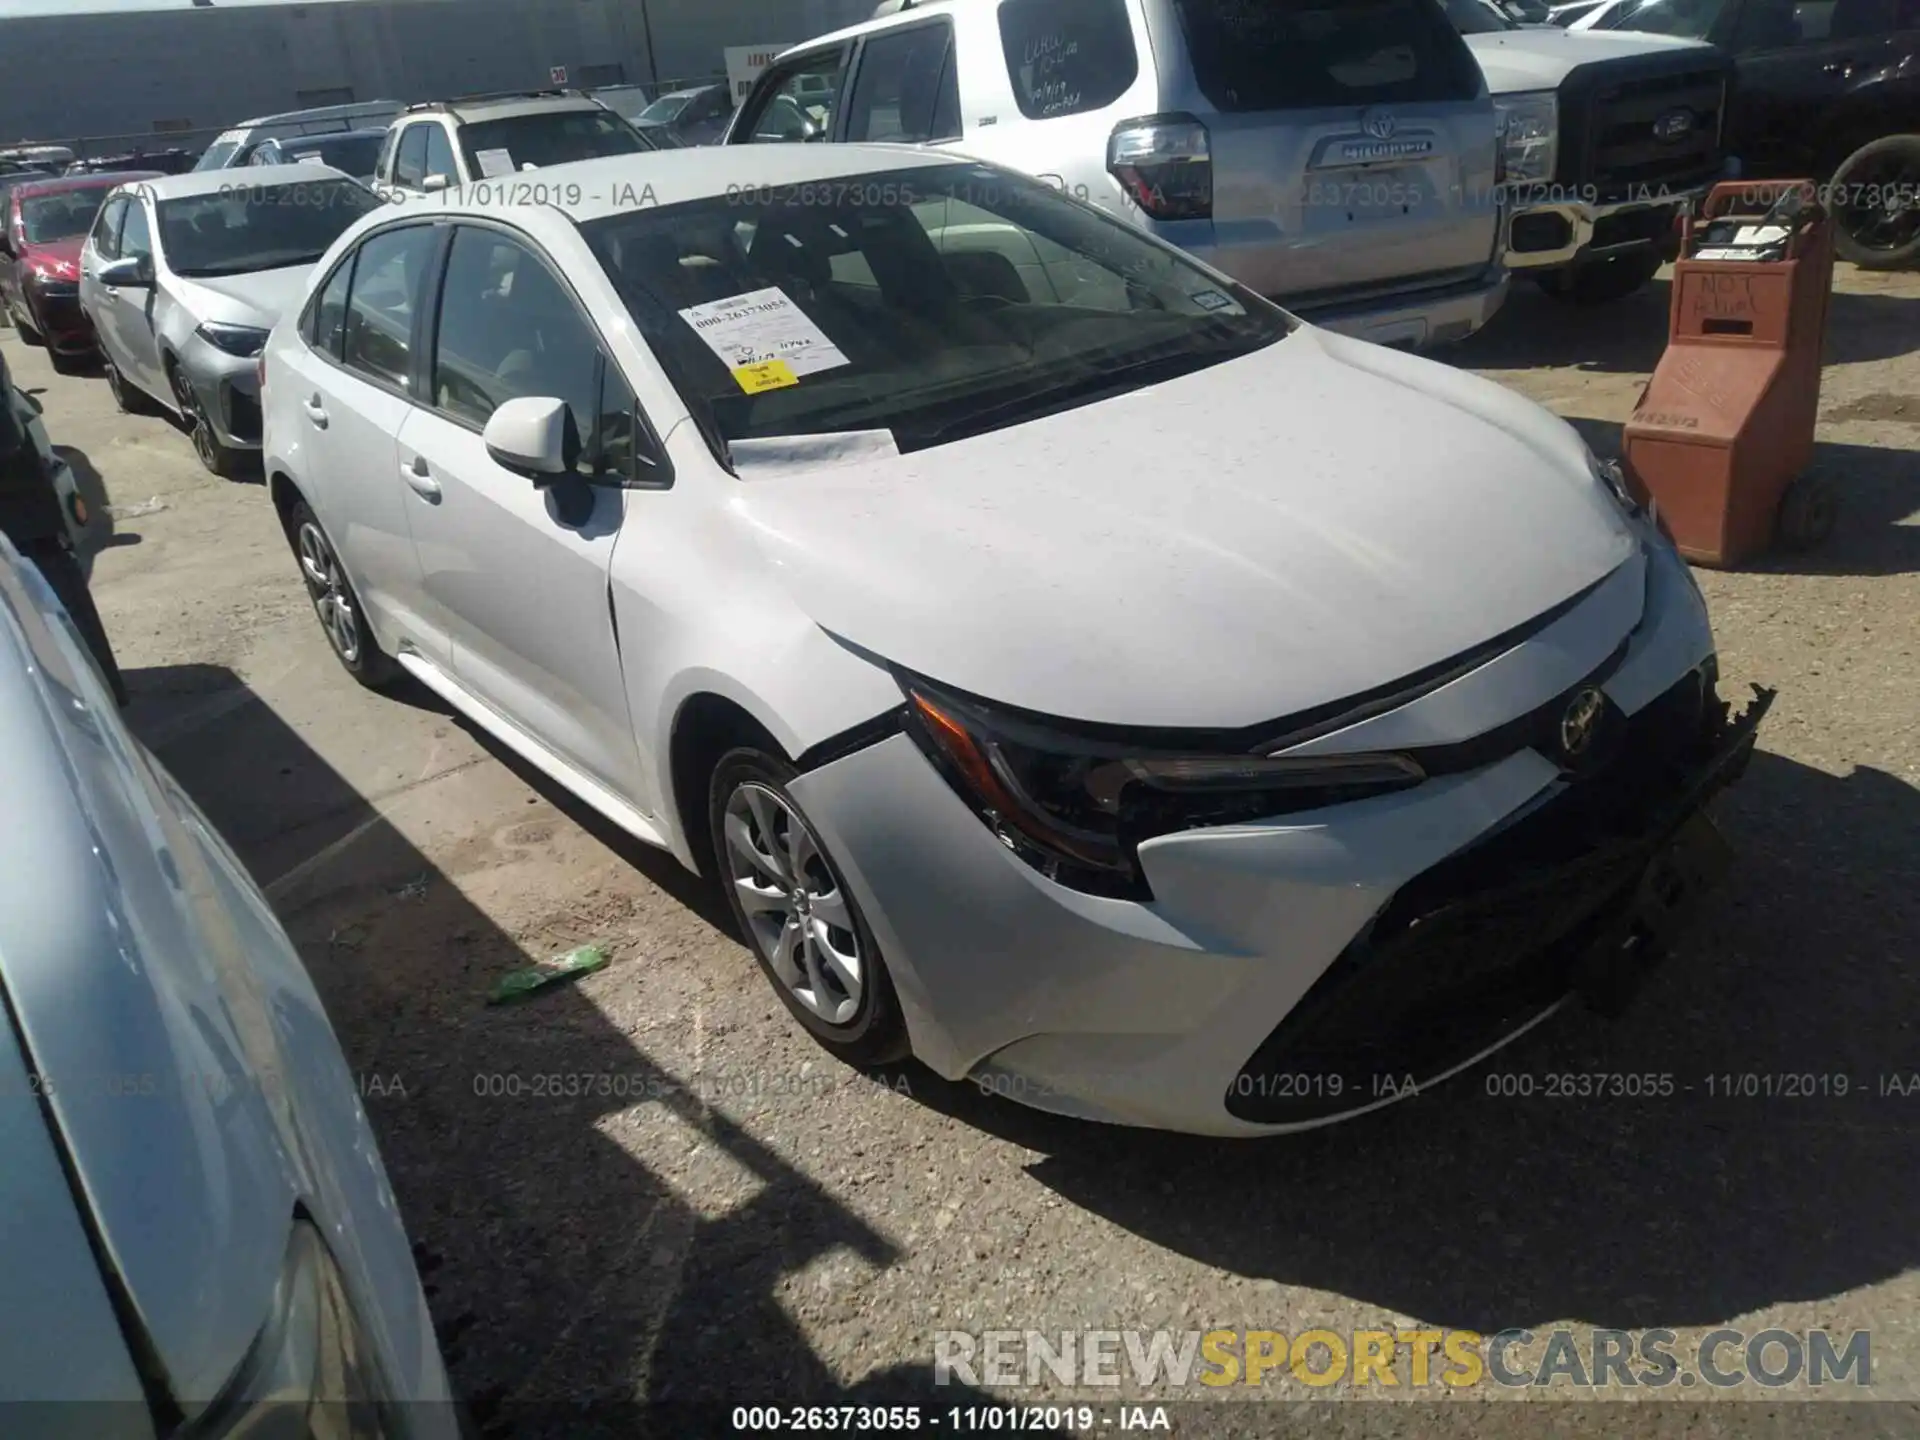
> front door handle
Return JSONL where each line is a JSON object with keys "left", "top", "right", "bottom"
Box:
{"left": 302, "top": 395, "right": 329, "bottom": 428}
{"left": 400, "top": 456, "right": 441, "bottom": 501}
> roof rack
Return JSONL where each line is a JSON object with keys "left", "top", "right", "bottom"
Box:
{"left": 403, "top": 88, "right": 592, "bottom": 114}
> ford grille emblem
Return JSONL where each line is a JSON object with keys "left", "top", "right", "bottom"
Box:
{"left": 1653, "top": 109, "right": 1694, "bottom": 143}
{"left": 1559, "top": 687, "right": 1608, "bottom": 761}
{"left": 1361, "top": 110, "right": 1397, "bottom": 141}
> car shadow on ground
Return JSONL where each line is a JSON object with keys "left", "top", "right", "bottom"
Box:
{"left": 889, "top": 746, "right": 1920, "bottom": 1337}
{"left": 1454, "top": 275, "right": 1920, "bottom": 374}
{"left": 124, "top": 665, "right": 1041, "bottom": 1438}
{"left": 1566, "top": 415, "right": 1920, "bottom": 577}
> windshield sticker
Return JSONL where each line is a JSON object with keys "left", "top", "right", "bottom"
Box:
{"left": 1189, "top": 288, "right": 1244, "bottom": 315}
{"left": 733, "top": 360, "right": 799, "bottom": 393}
{"left": 474, "top": 148, "right": 516, "bottom": 178}
{"left": 677, "top": 287, "right": 850, "bottom": 388}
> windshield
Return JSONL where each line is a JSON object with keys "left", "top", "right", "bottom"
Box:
{"left": 157, "top": 178, "right": 381, "bottom": 276}
{"left": 456, "top": 110, "right": 651, "bottom": 177}
{"left": 286, "top": 134, "right": 384, "bottom": 176}
{"left": 19, "top": 187, "right": 115, "bottom": 243}
{"left": 1443, "top": 0, "right": 1520, "bottom": 30}
{"left": 194, "top": 140, "right": 240, "bottom": 171}
{"left": 582, "top": 162, "right": 1292, "bottom": 457}
{"left": 1596, "top": 0, "right": 1727, "bottom": 33}
{"left": 639, "top": 94, "right": 693, "bottom": 123}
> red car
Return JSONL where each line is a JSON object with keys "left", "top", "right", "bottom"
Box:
{"left": 1, "top": 171, "right": 161, "bottom": 368}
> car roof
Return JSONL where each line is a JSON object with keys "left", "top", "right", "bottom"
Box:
{"left": 433, "top": 143, "right": 966, "bottom": 225}
{"left": 782, "top": 0, "right": 965, "bottom": 55}
{"left": 232, "top": 99, "right": 404, "bottom": 128}
{"left": 266, "top": 129, "right": 390, "bottom": 146}
{"left": 114, "top": 163, "right": 349, "bottom": 200}
{"left": 10, "top": 170, "right": 164, "bottom": 198}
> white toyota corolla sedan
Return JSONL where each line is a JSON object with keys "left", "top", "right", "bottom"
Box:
{"left": 261, "top": 145, "right": 1771, "bottom": 1136}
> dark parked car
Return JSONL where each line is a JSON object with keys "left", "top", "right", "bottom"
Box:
{"left": 243, "top": 127, "right": 388, "bottom": 182}
{"left": 0, "top": 170, "right": 163, "bottom": 368}
{"left": 597, "top": 81, "right": 735, "bottom": 145}
{"left": 1589, "top": 0, "right": 1920, "bottom": 266}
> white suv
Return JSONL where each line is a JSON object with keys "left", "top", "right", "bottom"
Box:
{"left": 727, "top": 0, "right": 1511, "bottom": 349}
{"left": 373, "top": 90, "right": 664, "bottom": 196}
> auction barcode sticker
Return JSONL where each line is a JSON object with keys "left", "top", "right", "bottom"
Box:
{"left": 678, "top": 287, "right": 849, "bottom": 393}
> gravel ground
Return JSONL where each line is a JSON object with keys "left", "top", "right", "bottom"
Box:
{"left": 6, "top": 263, "right": 1917, "bottom": 1439}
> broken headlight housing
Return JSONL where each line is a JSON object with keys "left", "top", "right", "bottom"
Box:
{"left": 187, "top": 1220, "right": 396, "bottom": 1438}
{"left": 902, "top": 676, "right": 1426, "bottom": 899}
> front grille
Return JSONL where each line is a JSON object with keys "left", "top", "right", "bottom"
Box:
{"left": 1558, "top": 60, "right": 1728, "bottom": 203}
{"left": 1224, "top": 666, "right": 1750, "bottom": 1125}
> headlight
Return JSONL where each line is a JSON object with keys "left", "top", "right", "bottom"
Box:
{"left": 189, "top": 1220, "right": 395, "bottom": 1437}
{"left": 29, "top": 273, "right": 78, "bottom": 296}
{"left": 903, "top": 678, "right": 1426, "bottom": 898}
{"left": 1496, "top": 91, "right": 1558, "bottom": 186}
{"left": 196, "top": 321, "right": 271, "bottom": 358}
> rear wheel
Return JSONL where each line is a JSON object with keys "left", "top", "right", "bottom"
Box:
{"left": 709, "top": 748, "right": 909, "bottom": 1067}
{"left": 1537, "top": 252, "right": 1663, "bottom": 304}
{"left": 287, "top": 497, "right": 395, "bottom": 689}
{"left": 1829, "top": 134, "right": 1920, "bottom": 270}
{"left": 104, "top": 355, "right": 159, "bottom": 416}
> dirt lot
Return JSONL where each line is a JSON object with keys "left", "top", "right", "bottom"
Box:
{"left": 8, "top": 266, "right": 1919, "bottom": 1439}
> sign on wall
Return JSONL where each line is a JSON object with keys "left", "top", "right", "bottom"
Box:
{"left": 550, "top": 65, "right": 569, "bottom": 85}
{"left": 723, "top": 44, "right": 794, "bottom": 102}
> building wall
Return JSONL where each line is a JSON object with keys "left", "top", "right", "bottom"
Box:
{"left": 0, "top": 0, "right": 878, "bottom": 147}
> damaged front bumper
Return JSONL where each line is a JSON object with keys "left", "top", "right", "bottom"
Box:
{"left": 1225, "top": 681, "right": 1775, "bottom": 1124}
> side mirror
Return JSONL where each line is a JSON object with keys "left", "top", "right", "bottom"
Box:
{"left": 484, "top": 396, "right": 578, "bottom": 483}
{"left": 423, "top": 173, "right": 451, "bottom": 193}
{"left": 99, "top": 255, "right": 153, "bottom": 288}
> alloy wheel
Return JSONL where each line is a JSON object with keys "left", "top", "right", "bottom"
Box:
{"left": 722, "top": 782, "right": 864, "bottom": 1026}
{"left": 297, "top": 520, "right": 360, "bottom": 665}
{"left": 170, "top": 367, "right": 218, "bottom": 471}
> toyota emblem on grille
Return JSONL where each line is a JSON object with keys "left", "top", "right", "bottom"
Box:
{"left": 1560, "top": 687, "right": 1607, "bottom": 761}
{"left": 1361, "top": 109, "right": 1397, "bottom": 141}
{"left": 1653, "top": 108, "right": 1695, "bottom": 143}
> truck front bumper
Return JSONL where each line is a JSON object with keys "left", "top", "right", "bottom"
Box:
{"left": 1504, "top": 187, "right": 1708, "bottom": 272}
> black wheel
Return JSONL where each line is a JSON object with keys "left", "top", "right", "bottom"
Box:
{"left": 1777, "top": 473, "right": 1839, "bottom": 552}
{"left": 1537, "top": 252, "right": 1663, "bottom": 304}
{"left": 104, "top": 354, "right": 160, "bottom": 416}
{"left": 709, "top": 748, "right": 909, "bottom": 1067}
{"left": 10, "top": 300, "right": 44, "bottom": 346}
{"left": 1829, "top": 134, "right": 1920, "bottom": 270}
{"left": 47, "top": 350, "right": 84, "bottom": 377}
{"left": 286, "top": 498, "right": 395, "bottom": 688}
{"left": 167, "top": 360, "right": 245, "bottom": 479}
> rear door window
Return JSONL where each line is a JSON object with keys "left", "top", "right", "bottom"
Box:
{"left": 844, "top": 22, "right": 963, "bottom": 142}
{"left": 342, "top": 224, "right": 437, "bottom": 389}
{"left": 1170, "top": 0, "right": 1484, "bottom": 111}
{"left": 998, "top": 0, "right": 1141, "bottom": 120}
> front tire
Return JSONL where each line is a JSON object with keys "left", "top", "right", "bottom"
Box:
{"left": 709, "top": 748, "right": 909, "bottom": 1067}
{"left": 287, "top": 498, "right": 395, "bottom": 689}
{"left": 1829, "top": 134, "right": 1920, "bottom": 270}
{"left": 167, "top": 360, "right": 246, "bottom": 479}
{"left": 105, "top": 353, "right": 160, "bottom": 416}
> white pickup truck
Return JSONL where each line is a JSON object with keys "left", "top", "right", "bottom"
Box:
{"left": 1448, "top": 0, "right": 1733, "bottom": 301}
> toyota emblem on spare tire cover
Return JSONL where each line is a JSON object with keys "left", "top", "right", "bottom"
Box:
{"left": 1560, "top": 687, "right": 1607, "bottom": 761}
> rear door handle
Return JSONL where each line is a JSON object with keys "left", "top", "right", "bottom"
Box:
{"left": 400, "top": 455, "right": 441, "bottom": 501}
{"left": 302, "top": 395, "right": 329, "bottom": 428}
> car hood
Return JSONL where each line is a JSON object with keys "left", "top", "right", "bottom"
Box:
{"left": 1464, "top": 28, "right": 1714, "bottom": 90}
{"left": 18, "top": 236, "right": 84, "bottom": 278}
{"left": 172, "top": 263, "right": 314, "bottom": 329}
{"left": 735, "top": 326, "right": 1638, "bottom": 730}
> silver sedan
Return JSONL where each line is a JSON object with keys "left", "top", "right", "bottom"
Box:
{"left": 76, "top": 164, "right": 381, "bottom": 477}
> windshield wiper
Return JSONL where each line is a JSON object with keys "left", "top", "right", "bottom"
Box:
{"left": 896, "top": 343, "right": 1253, "bottom": 450}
